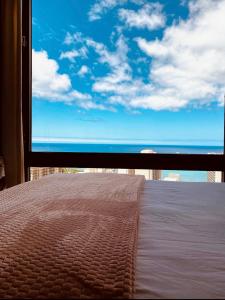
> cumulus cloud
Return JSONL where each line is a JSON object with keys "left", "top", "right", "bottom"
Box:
{"left": 33, "top": 49, "right": 71, "bottom": 98}
{"left": 134, "top": 0, "right": 225, "bottom": 108}
{"left": 32, "top": 49, "right": 104, "bottom": 110}
{"left": 118, "top": 3, "right": 166, "bottom": 30}
{"left": 135, "top": 38, "right": 168, "bottom": 57}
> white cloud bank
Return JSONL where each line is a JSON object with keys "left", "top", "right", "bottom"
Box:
{"left": 134, "top": 0, "right": 225, "bottom": 109}
{"left": 89, "top": 0, "right": 225, "bottom": 110}
{"left": 118, "top": 3, "right": 166, "bottom": 30}
{"left": 32, "top": 49, "right": 104, "bottom": 110}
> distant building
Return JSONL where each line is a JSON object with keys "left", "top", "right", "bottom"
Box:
{"left": 30, "top": 167, "right": 65, "bottom": 181}
{"left": 84, "top": 149, "right": 162, "bottom": 180}
{"left": 85, "top": 168, "right": 117, "bottom": 174}
{"left": 136, "top": 149, "right": 161, "bottom": 180}
{"left": 135, "top": 169, "right": 161, "bottom": 180}
{"left": 207, "top": 171, "right": 222, "bottom": 183}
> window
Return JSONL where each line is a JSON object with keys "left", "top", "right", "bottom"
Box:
{"left": 22, "top": 0, "right": 225, "bottom": 180}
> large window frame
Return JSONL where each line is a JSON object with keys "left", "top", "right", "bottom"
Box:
{"left": 22, "top": 0, "right": 225, "bottom": 182}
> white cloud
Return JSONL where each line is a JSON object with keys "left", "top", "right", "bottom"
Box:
{"left": 118, "top": 3, "right": 166, "bottom": 30}
{"left": 86, "top": 35, "right": 177, "bottom": 110}
{"left": 32, "top": 49, "right": 104, "bottom": 110}
{"left": 59, "top": 50, "right": 80, "bottom": 62}
{"left": 64, "top": 32, "right": 85, "bottom": 45}
{"left": 64, "top": 32, "right": 74, "bottom": 45}
{"left": 60, "top": 43, "right": 88, "bottom": 63}
{"left": 88, "top": 0, "right": 146, "bottom": 21}
{"left": 61, "top": 32, "right": 88, "bottom": 63}
{"left": 135, "top": 38, "right": 168, "bottom": 57}
{"left": 88, "top": 0, "right": 127, "bottom": 21}
{"left": 90, "top": 0, "right": 225, "bottom": 111}
{"left": 134, "top": 0, "right": 225, "bottom": 109}
{"left": 56, "top": 1, "right": 225, "bottom": 111}
{"left": 77, "top": 65, "right": 90, "bottom": 77}
{"left": 87, "top": 35, "right": 132, "bottom": 92}
{"left": 33, "top": 49, "right": 71, "bottom": 98}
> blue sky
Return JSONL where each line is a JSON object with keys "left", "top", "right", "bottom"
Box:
{"left": 32, "top": 0, "right": 225, "bottom": 146}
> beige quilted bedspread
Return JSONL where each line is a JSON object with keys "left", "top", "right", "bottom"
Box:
{"left": 0, "top": 173, "right": 144, "bottom": 299}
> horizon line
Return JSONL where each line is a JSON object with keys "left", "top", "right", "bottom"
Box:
{"left": 32, "top": 137, "right": 224, "bottom": 147}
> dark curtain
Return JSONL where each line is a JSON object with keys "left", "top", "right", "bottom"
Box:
{"left": 0, "top": 0, "right": 25, "bottom": 187}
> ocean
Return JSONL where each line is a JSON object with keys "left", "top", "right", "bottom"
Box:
{"left": 32, "top": 143, "right": 223, "bottom": 155}
{"left": 32, "top": 142, "right": 224, "bottom": 182}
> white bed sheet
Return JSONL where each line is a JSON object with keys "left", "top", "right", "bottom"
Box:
{"left": 135, "top": 181, "right": 225, "bottom": 299}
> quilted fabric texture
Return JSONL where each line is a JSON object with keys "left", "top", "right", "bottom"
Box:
{"left": 0, "top": 173, "right": 144, "bottom": 299}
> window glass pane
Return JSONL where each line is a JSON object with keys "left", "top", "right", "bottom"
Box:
{"left": 32, "top": 0, "right": 224, "bottom": 154}
{"left": 30, "top": 168, "right": 223, "bottom": 183}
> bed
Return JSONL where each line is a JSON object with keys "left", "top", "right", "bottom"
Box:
{"left": 0, "top": 174, "right": 225, "bottom": 299}
{"left": 136, "top": 180, "right": 225, "bottom": 299}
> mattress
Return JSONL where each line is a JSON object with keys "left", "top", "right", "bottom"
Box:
{"left": 1, "top": 177, "right": 225, "bottom": 299}
{"left": 135, "top": 180, "right": 225, "bottom": 299}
